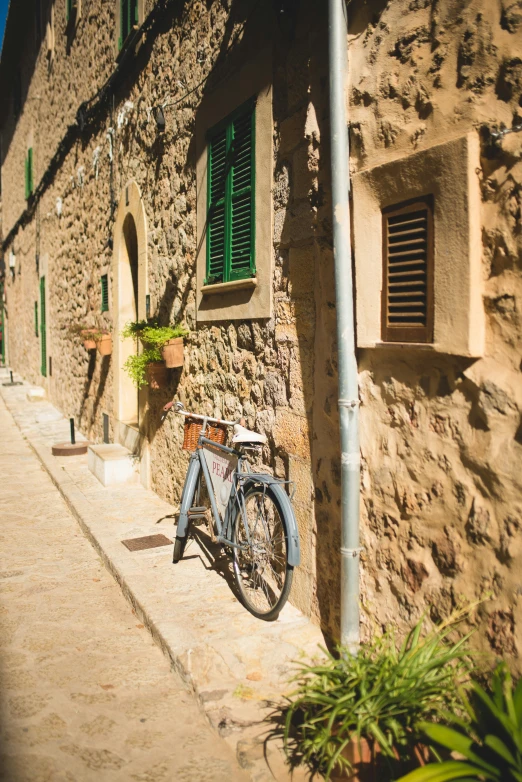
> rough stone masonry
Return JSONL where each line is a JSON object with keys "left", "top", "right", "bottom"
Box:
{"left": 1, "top": 0, "right": 521, "bottom": 670}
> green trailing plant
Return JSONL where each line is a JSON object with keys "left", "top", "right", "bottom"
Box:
{"left": 123, "top": 347, "right": 162, "bottom": 389}
{"left": 398, "top": 662, "right": 522, "bottom": 782}
{"left": 120, "top": 320, "right": 188, "bottom": 348}
{"left": 283, "top": 613, "right": 474, "bottom": 780}
{"left": 120, "top": 319, "right": 150, "bottom": 340}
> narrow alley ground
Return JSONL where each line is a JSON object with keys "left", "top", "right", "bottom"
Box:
{"left": 0, "top": 396, "right": 249, "bottom": 782}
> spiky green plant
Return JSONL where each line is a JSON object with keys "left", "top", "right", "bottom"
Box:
{"left": 398, "top": 662, "right": 522, "bottom": 782}
{"left": 284, "top": 614, "right": 473, "bottom": 780}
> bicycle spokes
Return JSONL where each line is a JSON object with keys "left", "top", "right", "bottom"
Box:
{"left": 234, "top": 489, "right": 289, "bottom": 616}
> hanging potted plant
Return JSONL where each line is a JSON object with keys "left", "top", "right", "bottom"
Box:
{"left": 81, "top": 329, "right": 98, "bottom": 350}
{"left": 283, "top": 611, "right": 474, "bottom": 782}
{"left": 95, "top": 330, "right": 112, "bottom": 356}
{"left": 68, "top": 323, "right": 98, "bottom": 351}
{"left": 121, "top": 320, "right": 189, "bottom": 386}
{"left": 123, "top": 347, "right": 167, "bottom": 390}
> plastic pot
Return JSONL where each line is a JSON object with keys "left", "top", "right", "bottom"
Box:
{"left": 162, "top": 337, "right": 184, "bottom": 368}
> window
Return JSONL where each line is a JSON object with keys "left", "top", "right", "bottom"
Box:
{"left": 205, "top": 100, "right": 256, "bottom": 286}
{"left": 119, "top": 0, "right": 138, "bottom": 50}
{"left": 34, "top": 301, "right": 39, "bottom": 337}
{"left": 381, "top": 196, "right": 434, "bottom": 344}
{"left": 25, "top": 148, "right": 34, "bottom": 200}
{"left": 66, "top": 0, "right": 81, "bottom": 28}
{"left": 101, "top": 274, "right": 109, "bottom": 312}
{"left": 352, "top": 134, "right": 484, "bottom": 357}
{"left": 40, "top": 276, "right": 47, "bottom": 377}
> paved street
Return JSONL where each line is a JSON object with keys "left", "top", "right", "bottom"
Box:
{"left": 0, "top": 396, "right": 248, "bottom": 782}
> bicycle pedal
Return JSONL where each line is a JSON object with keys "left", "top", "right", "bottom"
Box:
{"left": 188, "top": 506, "right": 207, "bottom": 516}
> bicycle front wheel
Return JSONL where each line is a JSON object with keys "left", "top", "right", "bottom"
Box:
{"left": 232, "top": 482, "right": 293, "bottom": 621}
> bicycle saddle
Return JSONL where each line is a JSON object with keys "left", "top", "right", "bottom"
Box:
{"left": 232, "top": 424, "right": 267, "bottom": 445}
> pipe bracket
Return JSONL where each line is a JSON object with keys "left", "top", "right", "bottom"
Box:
{"left": 338, "top": 398, "right": 360, "bottom": 408}
{"left": 340, "top": 546, "right": 364, "bottom": 557}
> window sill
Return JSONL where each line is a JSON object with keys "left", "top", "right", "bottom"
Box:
{"left": 201, "top": 278, "right": 257, "bottom": 296}
{"left": 369, "top": 341, "right": 436, "bottom": 350}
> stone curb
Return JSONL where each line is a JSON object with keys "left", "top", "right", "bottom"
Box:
{"left": 0, "top": 379, "right": 324, "bottom": 782}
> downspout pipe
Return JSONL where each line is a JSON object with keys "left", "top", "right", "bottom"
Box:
{"left": 327, "top": 0, "right": 360, "bottom": 653}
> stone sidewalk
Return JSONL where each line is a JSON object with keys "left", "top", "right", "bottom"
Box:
{"left": 0, "top": 369, "right": 325, "bottom": 781}
{"left": 0, "top": 391, "right": 250, "bottom": 782}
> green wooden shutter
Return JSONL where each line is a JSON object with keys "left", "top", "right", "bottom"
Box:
{"left": 40, "top": 277, "right": 47, "bottom": 377}
{"left": 229, "top": 107, "right": 255, "bottom": 280}
{"left": 101, "top": 274, "right": 109, "bottom": 312}
{"left": 120, "top": 0, "right": 136, "bottom": 47}
{"left": 24, "top": 155, "right": 29, "bottom": 200}
{"left": 206, "top": 128, "right": 228, "bottom": 284}
{"left": 206, "top": 101, "right": 255, "bottom": 285}
{"left": 34, "top": 301, "right": 39, "bottom": 337}
{"left": 28, "top": 148, "right": 33, "bottom": 196}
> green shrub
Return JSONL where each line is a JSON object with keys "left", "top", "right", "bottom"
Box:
{"left": 284, "top": 614, "right": 473, "bottom": 780}
{"left": 398, "top": 661, "right": 522, "bottom": 782}
{"left": 120, "top": 320, "right": 188, "bottom": 347}
{"left": 123, "top": 347, "right": 162, "bottom": 389}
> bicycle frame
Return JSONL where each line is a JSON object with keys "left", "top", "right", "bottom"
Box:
{"left": 175, "top": 423, "right": 301, "bottom": 566}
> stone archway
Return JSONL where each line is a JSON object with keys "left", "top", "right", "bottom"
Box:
{"left": 112, "top": 180, "right": 150, "bottom": 487}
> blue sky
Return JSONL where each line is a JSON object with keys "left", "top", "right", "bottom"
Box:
{"left": 0, "top": 0, "right": 10, "bottom": 55}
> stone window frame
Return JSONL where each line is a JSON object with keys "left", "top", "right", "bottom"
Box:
{"left": 352, "top": 133, "right": 485, "bottom": 358}
{"left": 195, "top": 47, "right": 273, "bottom": 323}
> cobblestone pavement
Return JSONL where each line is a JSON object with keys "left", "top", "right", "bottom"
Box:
{"left": 0, "top": 395, "right": 249, "bottom": 782}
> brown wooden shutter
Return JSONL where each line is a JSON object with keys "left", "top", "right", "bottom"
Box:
{"left": 381, "top": 196, "right": 434, "bottom": 344}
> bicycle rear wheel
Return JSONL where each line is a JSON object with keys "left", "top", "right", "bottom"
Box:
{"left": 232, "top": 482, "right": 293, "bottom": 621}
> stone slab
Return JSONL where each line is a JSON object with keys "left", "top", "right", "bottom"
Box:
{"left": 88, "top": 443, "right": 137, "bottom": 487}
{"left": 26, "top": 386, "right": 47, "bottom": 401}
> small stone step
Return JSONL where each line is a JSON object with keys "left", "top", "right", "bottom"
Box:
{"left": 88, "top": 444, "right": 137, "bottom": 487}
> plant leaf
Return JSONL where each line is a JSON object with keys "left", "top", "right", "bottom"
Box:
{"left": 396, "top": 760, "right": 494, "bottom": 781}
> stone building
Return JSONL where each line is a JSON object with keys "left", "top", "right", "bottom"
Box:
{"left": 1, "top": 0, "right": 521, "bottom": 668}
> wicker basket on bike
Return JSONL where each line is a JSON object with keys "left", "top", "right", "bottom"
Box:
{"left": 182, "top": 416, "right": 227, "bottom": 451}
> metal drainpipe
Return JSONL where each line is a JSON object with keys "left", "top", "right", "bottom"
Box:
{"left": 328, "top": 0, "right": 360, "bottom": 653}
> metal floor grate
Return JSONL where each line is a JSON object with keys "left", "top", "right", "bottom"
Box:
{"left": 121, "top": 534, "right": 172, "bottom": 552}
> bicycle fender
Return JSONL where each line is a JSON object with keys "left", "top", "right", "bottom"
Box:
{"left": 244, "top": 475, "right": 301, "bottom": 567}
{"left": 177, "top": 455, "right": 200, "bottom": 539}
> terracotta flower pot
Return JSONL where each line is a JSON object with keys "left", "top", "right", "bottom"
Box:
{"left": 81, "top": 329, "right": 97, "bottom": 350}
{"left": 331, "top": 738, "right": 428, "bottom": 782}
{"left": 162, "top": 337, "right": 184, "bottom": 368}
{"left": 331, "top": 737, "right": 378, "bottom": 782}
{"left": 146, "top": 362, "right": 168, "bottom": 390}
{"left": 96, "top": 334, "right": 112, "bottom": 356}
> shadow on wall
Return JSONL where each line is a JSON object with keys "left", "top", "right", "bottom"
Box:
{"left": 272, "top": 6, "right": 345, "bottom": 644}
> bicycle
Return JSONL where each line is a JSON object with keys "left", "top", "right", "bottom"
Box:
{"left": 161, "top": 401, "right": 301, "bottom": 621}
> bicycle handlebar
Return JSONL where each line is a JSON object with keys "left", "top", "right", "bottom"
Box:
{"left": 162, "top": 400, "right": 236, "bottom": 427}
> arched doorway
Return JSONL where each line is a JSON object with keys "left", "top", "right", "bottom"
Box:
{"left": 119, "top": 213, "right": 139, "bottom": 426}
{"left": 112, "top": 181, "right": 150, "bottom": 487}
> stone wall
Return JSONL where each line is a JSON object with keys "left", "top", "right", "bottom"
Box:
{"left": 2, "top": 0, "right": 522, "bottom": 663}
{"left": 349, "top": 0, "right": 522, "bottom": 670}
{"left": 1, "top": 0, "right": 334, "bottom": 627}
